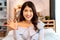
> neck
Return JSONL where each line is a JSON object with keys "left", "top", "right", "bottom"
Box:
{"left": 24, "top": 20, "right": 31, "bottom": 24}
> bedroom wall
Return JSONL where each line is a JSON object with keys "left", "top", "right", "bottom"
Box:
{"left": 56, "top": 0, "right": 60, "bottom": 36}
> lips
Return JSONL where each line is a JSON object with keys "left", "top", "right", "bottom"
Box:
{"left": 26, "top": 15, "right": 32, "bottom": 18}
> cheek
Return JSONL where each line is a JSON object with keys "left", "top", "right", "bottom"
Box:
{"left": 31, "top": 13, "right": 33, "bottom": 17}
{"left": 23, "top": 12, "right": 26, "bottom": 17}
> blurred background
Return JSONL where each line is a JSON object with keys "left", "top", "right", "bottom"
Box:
{"left": 0, "top": 0, "right": 57, "bottom": 40}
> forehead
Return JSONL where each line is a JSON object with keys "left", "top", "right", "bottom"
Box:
{"left": 24, "top": 6, "right": 32, "bottom": 10}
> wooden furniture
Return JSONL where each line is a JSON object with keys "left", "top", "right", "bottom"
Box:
{"left": 0, "top": 25, "right": 7, "bottom": 37}
{"left": 42, "top": 20, "right": 56, "bottom": 31}
{"left": 0, "top": 31, "right": 6, "bottom": 37}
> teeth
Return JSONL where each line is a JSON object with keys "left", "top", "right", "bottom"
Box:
{"left": 27, "top": 16, "right": 30, "bottom": 17}
{"left": 26, "top": 16, "right": 31, "bottom": 18}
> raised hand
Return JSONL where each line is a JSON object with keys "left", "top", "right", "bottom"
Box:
{"left": 4, "top": 19, "right": 18, "bottom": 30}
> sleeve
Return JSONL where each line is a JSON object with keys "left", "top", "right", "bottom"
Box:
{"left": 37, "top": 20, "right": 45, "bottom": 40}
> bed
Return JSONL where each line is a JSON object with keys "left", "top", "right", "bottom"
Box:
{"left": 44, "top": 28, "right": 60, "bottom": 40}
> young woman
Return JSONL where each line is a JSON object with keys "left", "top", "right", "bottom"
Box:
{"left": 3, "top": 1, "right": 45, "bottom": 40}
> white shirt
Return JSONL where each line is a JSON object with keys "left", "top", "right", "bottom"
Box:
{"left": 2, "top": 20, "right": 45, "bottom": 40}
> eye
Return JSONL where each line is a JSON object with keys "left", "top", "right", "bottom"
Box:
{"left": 24, "top": 10, "right": 28, "bottom": 12}
{"left": 30, "top": 10, "right": 33, "bottom": 12}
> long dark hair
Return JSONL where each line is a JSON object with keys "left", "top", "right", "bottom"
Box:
{"left": 19, "top": 1, "right": 38, "bottom": 31}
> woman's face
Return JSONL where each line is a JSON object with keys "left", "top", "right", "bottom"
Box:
{"left": 23, "top": 6, "right": 33, "bottom": 21}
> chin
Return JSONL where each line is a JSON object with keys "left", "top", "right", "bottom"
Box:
{"left": 25, "top": 17, "right": 32, "bottom": 21}
{"left": 26, "top": 19, "right": 31, "bottom": 21}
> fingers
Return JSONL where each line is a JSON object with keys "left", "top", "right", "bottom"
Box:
{"left": 3, "top": 24, "right": 9, "bottom": 27}
{"left": 6, "top": 19, "right": 13, "bottom": 27}
{"left": 6, "top": 19, "right": 18, "bottom": 29}
{"left": 7, "top": 19, "right": 14, "bottom": 23}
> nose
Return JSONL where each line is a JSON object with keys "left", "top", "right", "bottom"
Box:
{"left": 27, "top": 11, "right": 31, "bottom": 15}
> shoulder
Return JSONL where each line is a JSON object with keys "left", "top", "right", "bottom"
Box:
{"left": 37, "top": 20, "right": 45, "bottom": 29}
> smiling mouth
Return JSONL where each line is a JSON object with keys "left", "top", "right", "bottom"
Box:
{"left": 26, "top": 15, "right": 32, "bottom": 18}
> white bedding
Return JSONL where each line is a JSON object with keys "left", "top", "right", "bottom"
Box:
{"left": 44, "top": 28, "right": 60, "bottom": 40}
{"left": 2, "top": 28, "right": 60, "bottom": 40}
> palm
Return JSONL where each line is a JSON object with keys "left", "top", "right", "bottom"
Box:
{"left": 7, "top": 20, "right": 17, "bottom": 30}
